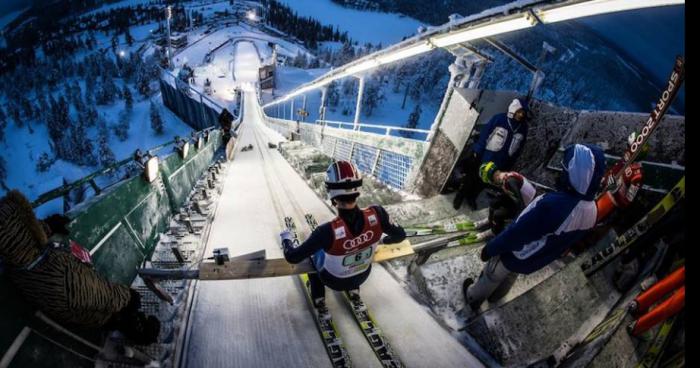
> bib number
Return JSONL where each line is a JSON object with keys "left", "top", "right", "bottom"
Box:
{"left": 342, "top": 247, "right": 373, "bottom": 267}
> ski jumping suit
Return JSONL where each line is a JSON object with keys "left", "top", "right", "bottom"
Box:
{"left": 465, "top": 144, "right": 606, "bottom": 307}
{"left": 283, "top": 205, "right": 405, "bottom": 299}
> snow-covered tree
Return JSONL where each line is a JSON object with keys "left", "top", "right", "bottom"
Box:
{"left": 0, "top": 156, "right": 7, "bottom": 192}
{"left": 6, "top": 102, "right": 21, "bottom": 127}
{"left": 291, "top": 52, "right": 308, "bottom": 68}
{"left": 401, "top": 104, "right": 422, "bottom": 139}
{"left": 36, "top": 152, "right": 55, "bottom": 172}
{"left": 97, "top": 129, "right": 116, "bottom": 169}
{"left": 362, "top": 78, "right": 384, "bottom": 117}
{"left": 48, "top": 96, "right": 71, "bottom": 159}
{"left": 0, "top": 108, "right": 6, "bottom": 142}
{"left": 327, "top": 81, "right": 340, "bottom": 108}
{"left": 150, "top": 100, "right": 164, "bottom": 135}
{"left": 69, "top": 120, "right": 97, "bottom": 166}
{"left": 36, "top": 95, "right": 50, "bottom": 123}
{"left": 96, "top": 76, "right": 118, "bottom": 105}
{"left": 114, "top": 108, "right": 130, "bottom": 141}
{"left": 123, "top": 84, "right": 133, "bottom": 111}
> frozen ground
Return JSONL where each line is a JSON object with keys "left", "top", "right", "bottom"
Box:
{"left": 278, "top": 0, "right": 424, "bottom": 44}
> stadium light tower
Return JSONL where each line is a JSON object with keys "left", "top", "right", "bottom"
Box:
{"left": 247, "top": 10, "right": 257, "bottom": 22}
{"left": 166, "top": 5, "right": 173, "bottom": 69}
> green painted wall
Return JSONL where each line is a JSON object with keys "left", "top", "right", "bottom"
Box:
{"left": 0, "top": 130, "right": 223, "bottom": 366}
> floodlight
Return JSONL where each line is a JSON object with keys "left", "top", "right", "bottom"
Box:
{"left": 144, "top": 156, "right": 160, "bottom": 183}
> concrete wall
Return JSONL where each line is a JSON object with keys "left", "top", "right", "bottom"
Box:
{"left": 0, "top": 130, "right": 223, "bottom": 367}
{"left": 412, "top": 88, "right": 685, "bottom": 196}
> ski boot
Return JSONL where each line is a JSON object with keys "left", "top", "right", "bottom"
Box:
{"left": 346, "top": 289, "right": 361, "bottom": 302}
{"left": 461, "top": 278, "right": 481, "bottom": 313}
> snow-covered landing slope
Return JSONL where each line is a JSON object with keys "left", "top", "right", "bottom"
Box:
{"left": 184, "top": 93, "right": 483, "bottom": 367}
{"left": 182, "top": 31, "right": 481, "bottom": 368}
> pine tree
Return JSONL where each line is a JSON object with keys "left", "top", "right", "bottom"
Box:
{"left": 327, "top": 80, "right": 340, "bottom": 108}
{"left": 97, "top": 129, "right": 116, "bottom": 168}
{"left": 0, "top": 156, "right": 7, "bottom": 192}
{"left": 362, "top": 78, "right": 384, "bottom": 117}
{"left": 123, "top": 84, "right": 133, "bottom": 111}
{"left": 48, "top": 96, "right": 71, "bottom": 159}
{"left": 401, "top": 104, "right": 422, "bottom": 139}
{"left": 36, "top": 95, "right": 50, "bottom": 123}
{"left": 36, "top": 152, "right": 55, "bottom": 172}
{"left": 150, "top": 100, "right": 164, "bottom": 135}
{"left": 7, "top": 102, "right": 21, "bottom": 127}
{"left": 69, "top": 120, "right": 97, "bottom": 166}
{"left": 0, "top": 107, "right": 6, "bottom": 142}
{"left": 114, "top": 108, "right": 130, "bottom": 141}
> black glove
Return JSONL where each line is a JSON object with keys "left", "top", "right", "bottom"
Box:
{"left": 43, "top": 214, "right": 71, "bottom": 236}
{"left": 124, "top": 288, "right": 142, "bottom": 315}
{"left": 480, "top": 246, "right": 491, "bottom": 262}
{"left": 120, "top": 312, "right": 161, "bottom": 345}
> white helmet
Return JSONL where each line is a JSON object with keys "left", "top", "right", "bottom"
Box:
{"left": 325, "top": 160, "right": 362, "bottom": 201}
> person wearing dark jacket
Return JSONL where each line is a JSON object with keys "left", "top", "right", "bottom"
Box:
{"left": 453, "top": 97, "right": 530, "bottom": 210}
{"left": 280, "top": 160, "right": 405, "bottom": 307}
{"left": 462, "top": 143, "right": 606, "bottom": 311}
{"left": 0, "top": 190, "right": 160, "bottom": 345}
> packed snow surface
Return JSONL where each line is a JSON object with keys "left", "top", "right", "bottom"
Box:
{"left": 183, "top": 40, "right": 482, "bottom": 368}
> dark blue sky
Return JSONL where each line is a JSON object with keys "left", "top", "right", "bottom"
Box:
{"left": 0, "top": 0, "right": 29, "bottom": 16}
{"left": 579, "top": 5, "right": 684, "bottom": 110}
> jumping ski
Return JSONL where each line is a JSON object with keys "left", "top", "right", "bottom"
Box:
{"left": 404, "top": 220, "right": 477, "bottom": 237}
{"left": 581, "top": 177, "right": 685, "bottom": 277}
{"left": 555, "top": 305, "right": 631, "bottom": 368}
{"left": 285, "top": 216, "right": 352, "bottom": 368}
{"left": 305, "top": 213, "right": 405, "bottom": 368}
{"left": 599, "top": 56, "right": 685, "bottom": 193}
{"left": 636, "top": 315, "right": 680, "bottom": 368}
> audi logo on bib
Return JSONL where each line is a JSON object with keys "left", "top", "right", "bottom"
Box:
{"left": 343, "top": 230, "right": 374, "bottom": 250}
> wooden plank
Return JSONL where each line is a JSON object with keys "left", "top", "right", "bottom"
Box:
{"left": 199, "top": 259, "right": 316, "bottom": 280}
{"left": 198, "top": 240, "right": 415, "bottom": 280}
{"left": 374, "top": 240, "right": 414, "bottom": 262}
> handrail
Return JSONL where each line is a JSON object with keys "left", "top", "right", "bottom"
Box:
{"left": 315, "top": 119, "right": 431, "bottom": 135}
{"left": 32, "top": 126, "right": 219, "bottom": 208}
{"left": 262, "top": 0, "right": 683, "bottom": 109}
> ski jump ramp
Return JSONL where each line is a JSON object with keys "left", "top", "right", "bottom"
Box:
{"left": 182, "top": 41, "right": 481, "bottom": 367}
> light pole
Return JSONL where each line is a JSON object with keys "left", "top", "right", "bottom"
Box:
{"left": 166, "top": 6, "right": 173, "bottom": 70}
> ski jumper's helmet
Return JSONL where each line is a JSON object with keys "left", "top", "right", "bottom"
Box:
{"left": 325, "top": 160, "right": 362, "bottom": 201}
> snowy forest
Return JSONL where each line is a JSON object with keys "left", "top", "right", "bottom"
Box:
{"left": 0, "top": 3, "right": 181, "bottom": 195}
{"left": 273, "top": 0, "right": 683, "bottom": 135}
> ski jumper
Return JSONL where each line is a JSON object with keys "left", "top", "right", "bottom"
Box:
{"left": 283, "top": 205, "right": 405, "bottom": 299}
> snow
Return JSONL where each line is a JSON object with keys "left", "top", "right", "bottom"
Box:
{"left": 184, "top": 40, "right": 482, "bottom": 367}
{"left": 0, "top": 6, "right": 29, "bottom": 30}
{"left": 264, "top": 68, "right": 440, "bottom": 133}
{"left": 277, "top": 0, "right": 424, "bottom": 44}
{"left": 0, "top": 93, "right": 193, "bottom": 204}
{"left": 79, "top": 0, "right": 155, "bottom": 18}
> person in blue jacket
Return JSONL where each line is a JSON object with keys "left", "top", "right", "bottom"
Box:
{"left": 453, "top": 97, "right": 530, "bottom": 210}
{"left": 462, "top": 143, "right": 606, "bottom": 311}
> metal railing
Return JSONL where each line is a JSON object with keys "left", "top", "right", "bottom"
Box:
{"left": 262, "top": 113, "right": 425, "bottom": 190}
{"left": 315, "top": 119, "right": 431, "bottom": 141}
{"left": 32, "top": 126, "right": 224, "bottom": 209}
